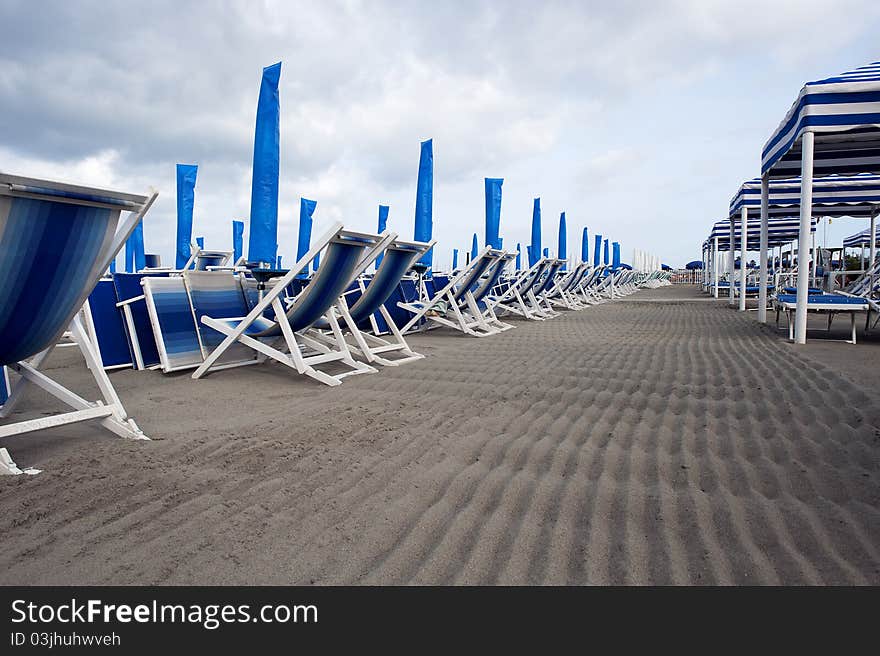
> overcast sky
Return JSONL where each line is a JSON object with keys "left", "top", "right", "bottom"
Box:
{"left": 2, "top": 0, "right": 879, "bottom": 268}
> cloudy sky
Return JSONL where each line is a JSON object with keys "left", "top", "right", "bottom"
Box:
{"left": 2, "top": 0, "right": 879, "bottom": 268}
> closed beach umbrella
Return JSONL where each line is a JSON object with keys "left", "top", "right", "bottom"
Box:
{"left": 529, "top": 198, "right": 541, "bottom": 266}
{"left": 247, "top": 61, "right": 282, "bottom": 266}
{"left": 471, "top": 233, "right": 478, "bottom": 261}
{"left": 485, "top": 178, "right": 503, "bottom": 249}
{"left": 232, "top": 220, "right": 244, "bottom": 262}
{"left": 414, "top": 139, "right": 433, "bottom": 268}
{"left": 376, "top": 204, "right": 389, "bottom": 268}
{"left": 593, "top": 234, "right": 602, "bottom": 267}
{"left": 581, "top": 227, "right": 589, "bottom": 263}
{"left": 603, "top": 239, "right": 609, "bottom": 265}
{"left": 516, "top": 243, "right": 521, "bottom": 271}
{"left": 612, "top": 242, "right": 620, "bottom": 269}
{"left": 196, "top": 237, "right": 204, "bottom": 249}
{"left": 452, "top": 248, "right": 458, "bottom": 270}
{"left": 175, "top": 163, "right": 198, "bottom": 268}
{"left": 297, "top": 198, "right": 317, "bottom": 276}
{"left": 558, "top": 212, "right": 567, "bottom": 270}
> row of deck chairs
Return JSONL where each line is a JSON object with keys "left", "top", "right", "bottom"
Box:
{"left": 0, "top": 173, "right": 656, "bottom": 475}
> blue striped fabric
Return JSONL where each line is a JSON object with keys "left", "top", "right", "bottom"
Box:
{"left": 0, "top": 194, "right": 117, "bottom": 365}
{"left": 142, "top": 276, "right": 203, "bottom": 371}
{"left": 730, "top": 174, "right": 880, "bottom": 217}
{"left": 708, "top": 217, "right": 816, "bottom": 250}
{"left": 113, "top": 272, "right": 169, "bottom": 367}
{"left": 533, "top": 260, "right": 564, "bottom": 295}
{"left": 182, "top": 271, "right": 256, "bottom": 365}
{"left": 843, "top": 226, "right": 880, "bottom": 248}
{"left": 347, "top": 245, "right": 423, "bottom": 324}
{"left": 87, "top": 278, "right": 132, "bottom": 368}
{"left": 776, "top": 293, "right": 869, "bottom": 306}
{"left": 763, "top": 61, "right": 880, "bottom": 177}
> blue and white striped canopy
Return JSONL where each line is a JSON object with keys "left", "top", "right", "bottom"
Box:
{"left": 762, "top": 61, "right": 880, "bottom": 178}
{"left": 729, "top": 174, "right": 880, "bottom": 219}
{"left": 708, "top": 217, "right": 816, "bottom": 251}
{"left": 842, "top": 226, "right": 880, "bottom": 248}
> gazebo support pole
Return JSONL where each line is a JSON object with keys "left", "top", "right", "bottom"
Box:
{"left": 794, "top": 131, "right": 814, "bottom": 344}
{"left": 739, "top": 207, "right": 748, "bottom": 311}
{"left": 758, "top": 174, "right": 769, "bottom": 322}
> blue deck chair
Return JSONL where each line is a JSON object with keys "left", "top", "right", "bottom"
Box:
{"left": 525, "top": 258, "right": 566, "bottom": 318}
{"left": 311, "top": 238, "right": 436, "bottom": 365}
{"left": 0, "top": 173, "right": 157, "bottom": 475}
{"left": 141, "top": 276, "right": 205, "bottom": 372}
{"left": 488, "top": 258, "right": 554, "bottom": 320}
{"left": 545, "top": 261, "right": 591, "bottom": 310}
{"left": 190, "top": 224, "right": 390, "bottom": 386}
{"left": 83, "top": 278, "right": 133, "bottom": 370}
{"left": 397, "top": 246, "right": 510, "bottom": 337}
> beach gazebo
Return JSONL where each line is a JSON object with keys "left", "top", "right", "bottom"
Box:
{"left": 728, "top": 174, "right": 880, "bottom": 313}
{"left": 706, "top": 216, "right": 814, "bottom": 299}
{"left": 761, "top": 61, "right": 880, "bottom": 343}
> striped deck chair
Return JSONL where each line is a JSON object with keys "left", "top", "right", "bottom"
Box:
{"left": 190, "top": 224, "right": 390, "bottom": 386}
{"left": 545, "top": 261, "right": 591, "bottom": 310}
{"left": 488, "top": 258, "right": 553, "bottom": 320}
{"left": 0, "top": 173, "right": 157, "bottom": 475}
{"left": 398, "top": 246, "right": 511, "bottom": 337}
{"left": 142, "top": 276, "right": 204, "bottom": 372}
{"left": 311, "top": 238, "right": 436, "bottom": 365}
{"left": 82, "top": 278, "right": 133, "bottom": 370}
{"left": 525, "top": 258, "right": 566, "bottom": 318}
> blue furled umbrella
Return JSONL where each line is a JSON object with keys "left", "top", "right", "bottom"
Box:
{"left": 414, "top": 139, "right": 433, "bottom": 267}
{"left": 175, "top": 163, "right": 197, "bottom": 268}
{"left": 247, "top": 61, "right": 281, "bottom": 266}
{"left": 516, "top": 243, "right": 521, "bottom": 271}
{"left": 196, "top": 237, "right": 204, "bottom": 249}
{"left": 558, "top": 212, "right": 567, "bottom": 270}
{"left": 612, "top": 242, "right": 620, "bottom": 269}
{"left": 593, "top": 234, "right": 602, "bottom": 267}
{"left": 529, "top": 198, "right": 541, "bottom": 266}
{"left": 542, "top": 247, "right": 549, "bottom": 257}
{"left": 581, "top": 227, "right": 589, "bottom": 263}
{"left": 232, "top": 220, "right": 244, "bottom": 262}
{"left": 471, "top": 233, "right": 478, "bottom": 261}
{"left": 603, "top": 239, "right": 609, "bottom": 265}
{"left": 297, "top": 198, "right": 317, "bottom": 276}
{"left": 452, "top": 248, "right": 458, "bottom": 270}
{"left": 125, "top": 221, "right": 145, "bottom": 273}
{"left": 485, "top": 178, "right": 503, "bottom": 249}
{"left": 376, "top": 204, "right": 389, "bottom": 268}
{"left": 277, "top": 256, "right": 283, "bottom": 268}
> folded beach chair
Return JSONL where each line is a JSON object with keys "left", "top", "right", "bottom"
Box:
{"left": 398, "top": 246, "right": 513, "bottom": 337}
{"left": 82, "top": 277, "right": 134, "bottom": 370}
{"left": 189, "top": 224, "right": 390, "bottom": 386}
{"left": 311, "top": 238, "right": 436, "bottom": 365}
{"left": 0, "top": 173, "right": 157, "bottom": 475}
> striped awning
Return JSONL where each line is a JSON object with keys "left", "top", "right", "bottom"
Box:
{"left": 762, "top": 61, "right": 880, "bottom": 178}
{"left": 708, "top": 217, "right": 816, "bottom": 251}
{"left": 842, "top": 226, "right": 880, "bottom": 248}
{"left": 729, "top": 174, "right": 880, "bottom": 218}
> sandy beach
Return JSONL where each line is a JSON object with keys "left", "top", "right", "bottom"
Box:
{"left": 1, "top": 285, "right": 878, "bottom": 585}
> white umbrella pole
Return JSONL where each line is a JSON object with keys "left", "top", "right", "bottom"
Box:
{"left": 794, "top": 131, "right": 815, "bottom": 344}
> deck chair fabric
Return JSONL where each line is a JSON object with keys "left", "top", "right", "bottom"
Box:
{"left": 488, "top": 258, "right": 553, "bottom": 320}
{"left": 398, "top": 246, "right": 510, "bottom": 337}
{"left": 0, "top": 173, "right": 156, "bottom": 475}
{"left": 191, "top": 224, "right": 387, "bottom": 386}
{"left": 142, "top": 276, "right": 203, "bottom": 372}
{"left": 310, "top": 238, "right": 435, "bottom": 365}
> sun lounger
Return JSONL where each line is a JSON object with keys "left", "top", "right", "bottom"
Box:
{"left": 0, "top": 173, "right": 157, "bottom": 475}
{"left": 774, "top": 293, "right": 870, "bottom": 344}
{"left": 190, "top": 224, "right": 388, "bottom": 386}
